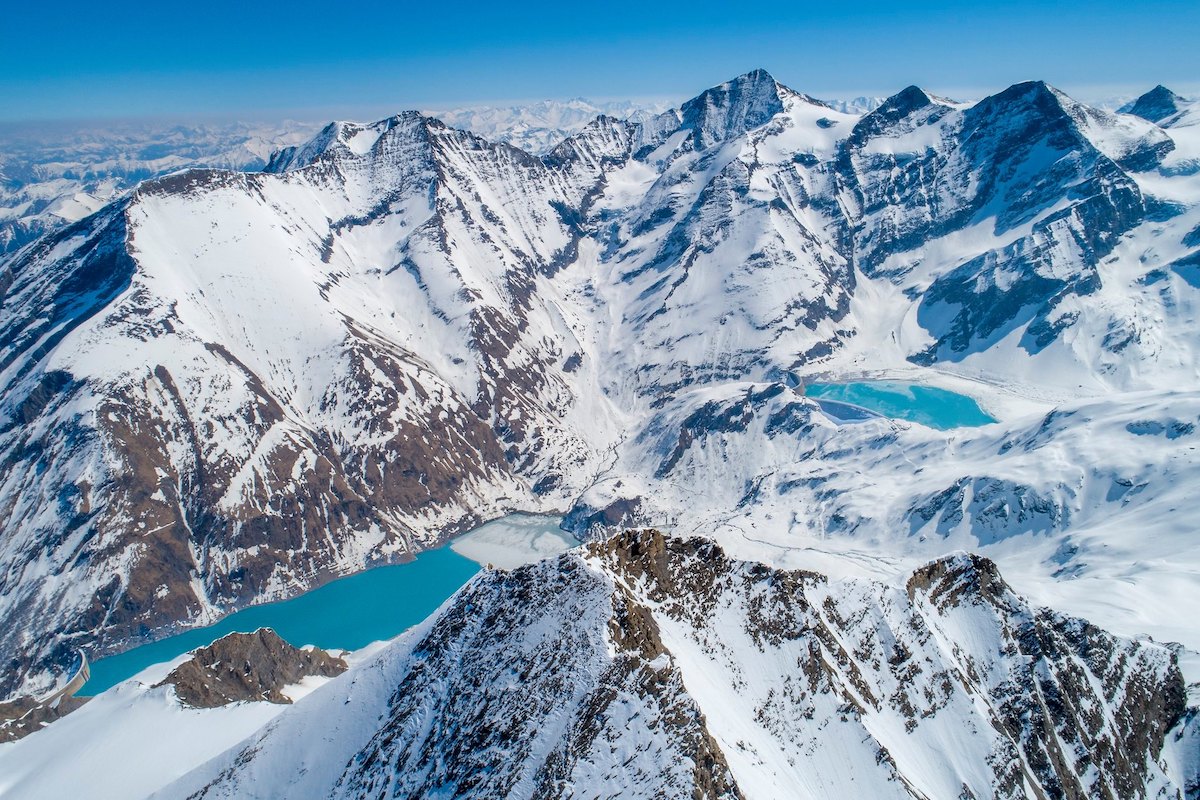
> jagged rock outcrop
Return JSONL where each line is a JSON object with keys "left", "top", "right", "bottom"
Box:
{"left": 162, "top": 531, "right": 1190, "bottom": 799}
{"left": 155, "top": 628, "right": 346, "bottom": 708}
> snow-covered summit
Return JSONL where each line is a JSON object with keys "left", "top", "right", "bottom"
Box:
{"left": 675, "top": 68, "right": 809, "bottom": 149}
{"left": 1122, "top": 84, "right": 1190, "bottom": 124}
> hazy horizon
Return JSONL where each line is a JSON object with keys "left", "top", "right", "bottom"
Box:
{"left": 4, "top": 0, "right": 1198, "bottom": 123}
{"left": 1, "top": 75, "right": 1196, "bottom": 131}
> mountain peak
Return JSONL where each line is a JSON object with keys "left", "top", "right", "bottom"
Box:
{"left": 1123, "top": 84, "right": 1185, "bottom": 123}
{"left": 732, "top": 67, "right": 777, "bottom": 85}
{"left": 968, "top": 80, "right": 1074, "bottom": 127}
{"left": 264, "top": 111, "right": 432, "bottom": 172}
{"left": 887, "top": 84, "right": 936, "bottom": 111}
{"left": 848, "top": 84, "right": 952, "bottom": 146}
{"left": 970, "top": 81, "right": 1175, "bottom": 171}
{"left": 1002, "top": 79, "right": 1060, "bottom": 103}
{"left": 678, "top": 68, "right": 788, "bottom": 149}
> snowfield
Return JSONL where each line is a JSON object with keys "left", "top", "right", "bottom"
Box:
{"left": 448, "top": 513, "right": 577, "bottom": 569}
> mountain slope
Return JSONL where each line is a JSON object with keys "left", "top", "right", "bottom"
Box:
{"left": 0, "top": 120, "right": 320, "bottom": 256}
{"left": 0, "top": 112, "right": 629, "bottom": 694}
{"left": 1123, "top": 85, "right": 1190, "bottom": 124}
{"left": 158, "top": 532, "right": 1190, "bottom": 800}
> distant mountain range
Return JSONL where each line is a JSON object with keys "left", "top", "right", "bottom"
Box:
{"left": 0, "top": 100, "right": 664, "bottom": 257}
{"left": 0, "top": 120, "right": 321, "bottom": 255}
{"left": 0, "top": 70, "right": 1198, "bottom": 797}
{"left": 0, "top": 94, "right": 885, "bottom": 256}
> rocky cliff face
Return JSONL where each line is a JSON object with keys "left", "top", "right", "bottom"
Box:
{"left": 0, "top": 628, "right": 340, "bottom": 743}
{"left": 2, "top": 69, "right": 1200, "bottom": 701}
{"left": 1123, "top": 86, "right": 1189, "bottom": 124}
{"left": 162, "top": 531, "right": 1190, "bottom": 799}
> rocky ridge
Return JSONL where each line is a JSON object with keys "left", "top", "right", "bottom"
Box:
{"left": 154, "top": 628, "right": 347, "bottom": 708}
{"left": 160, "top": 530, "right": 1193, "bottom": 799}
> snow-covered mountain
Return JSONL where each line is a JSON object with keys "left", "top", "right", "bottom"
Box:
{"left": 3, "top": 534, "right": 1192, "bottom": 798}
{"left": 0, "top": 99, "right": 677, "bottom": 258}
{"left": 425, "top": 97, "right": 673, "bottom": 154}
{"left": 1122, "top": 85, "right": 1193, "bottom": 124}
{"left": 2, "top": 70, "right": 1200, "bottom": 796}
{"left": 0, "top": 120, "right": 324, "bottom": 256}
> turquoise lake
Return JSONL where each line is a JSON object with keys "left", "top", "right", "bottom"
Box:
{"left": 806, "top": 381, "right": 997, "bottom": 430}
{"left": 81, "top": 546, "right": 480, "bottom": 695}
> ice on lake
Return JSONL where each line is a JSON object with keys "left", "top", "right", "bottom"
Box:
{"left": 806, "top": 381, "right": 997, "bottom": 430}
{"left": 450, "top": 513, "right": 577, "bottom": 570}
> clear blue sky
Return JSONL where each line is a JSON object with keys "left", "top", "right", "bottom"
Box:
{"left": 3, "top": 0, "right": 1197, "bottom": 121}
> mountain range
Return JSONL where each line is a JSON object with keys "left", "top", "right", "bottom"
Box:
{"left": 0, "top": 69, "right": 1198, "bottom": 797}
{"left": 0, "top": 99, "right": 669, "bottom": 257}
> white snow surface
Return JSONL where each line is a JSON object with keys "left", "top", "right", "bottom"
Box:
{"left": 0, "top": 667, "right": 284, "bottom": 800}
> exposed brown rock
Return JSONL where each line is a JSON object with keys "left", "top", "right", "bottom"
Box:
{"left": 905, "top": 551, "right": 1016, "bottom": 610}
{"left": 155, "top": 628, "right": 346, "bottom": 708}
{"left": 0, "top": 694, "right": 88, "bottom": 743}
{"left": 182, "top": 530, "right": 1193, "bottom": 799}
{"left": 593, "top": 530, "right": 1189, "bottom": 799}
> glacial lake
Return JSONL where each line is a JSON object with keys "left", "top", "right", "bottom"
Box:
{"left": 806, "top": 381, "right": 997, "bottom": 430}
{"left": 81, "top": 514, "right": 571, "bottom": 696}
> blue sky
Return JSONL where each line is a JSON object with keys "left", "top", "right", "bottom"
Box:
{"left": 3, "top": 0, "right": 1198, "bottom": 121}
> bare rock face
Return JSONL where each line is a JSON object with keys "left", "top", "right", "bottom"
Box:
{"left": 1123, "top": 85, "right": 1186, "bottom": 124}
{"left": 155, "top": 628, "right": 347, "bottom": 708}
{"left": 0, "top": 694, "right": 87, "bottom": 743}
{"left": 171, "top": 531, "right": 1191, "bottom": 800}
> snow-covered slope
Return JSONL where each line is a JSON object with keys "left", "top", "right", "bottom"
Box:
{"left": 156, "top": 532, "right": 1192, "bottom": 800}
{"left": 0, "top": 120, "right": 322, "bottom": 255}
{"left": 0, "top": 629, "right": 349, "bottom": 800}
{"left": 571, "top": 384, "right": 1200, "bottom": 659}
{"left": 2, "top": 69, "right": 1200, "bottom": 714}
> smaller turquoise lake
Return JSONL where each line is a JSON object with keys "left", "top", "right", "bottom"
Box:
{"left": 806, "top": 381, "right": 997, "bottom": 430}
{"left": 81, "top": 547, "right": 480, "bottom": 695}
